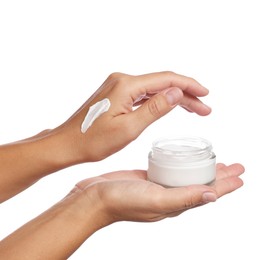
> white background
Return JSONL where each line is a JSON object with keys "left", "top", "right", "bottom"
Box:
{"left": 0, "top": 0, "right": 259, "bottom": 259}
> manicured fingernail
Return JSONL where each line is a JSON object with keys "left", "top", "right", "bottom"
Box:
{"left": 165, "top": 88, "right": 183, "bottom": 107}
{"left": 202, "top": 192, "right": 217, "bottom": 203}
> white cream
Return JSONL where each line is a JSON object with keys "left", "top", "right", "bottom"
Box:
{"left": 81, "top": 98, "right": 111, "bottom": 133}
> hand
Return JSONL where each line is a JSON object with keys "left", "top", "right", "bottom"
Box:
{"left": 0, "top": 163, "right": 243, "bottom": 259}
{"left": 0, "top": 71, "right": 211, "bottom": 202}
{"left": 71, "top": 163, "right": 244, "bottom": 223}
{"left": 55, "top": 71, "right": 211, "bottom": 163}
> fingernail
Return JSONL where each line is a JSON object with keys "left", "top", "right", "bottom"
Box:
{"left": 203, "top": 104, "right": 212, "bottom": 112}
{"left": 202, "top": 192, "right": 217, "bottom": 203}
{"left": 165, "top": 88, "right": 183, "bottom": 107}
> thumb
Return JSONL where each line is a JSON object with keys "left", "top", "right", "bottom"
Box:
{"left": 130, "top": 87, "right": 183, "bottom": 132}
{"left": 160, "top": 187, "right": 217, "bottom": 213}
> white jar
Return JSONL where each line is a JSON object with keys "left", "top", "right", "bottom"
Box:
{"left": 148, "top": 136, "right": 216, "bottom": 187}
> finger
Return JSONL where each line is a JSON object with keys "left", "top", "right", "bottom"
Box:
{"left": 180, "top": 93, "right": 211, "bottom": 116}
{"left": 216, "top": 163, "right": 226, "bottom": 170}
{"left": 155, "top": 185, "right": 217, "bottom": 212}
{"left": 126, "top": 87, "right": 183, "bottom": 133}
{"left": 133, "top": 92, "right": 211, "bottom": 117}
{"left": 216, "top": 163, "right": 245, "bottom": 181}
{"left": 214, "top": 176, "right": 244, "bottom": 198}
{"left": 132, "top": 71, "right": 209, "bottom": 97}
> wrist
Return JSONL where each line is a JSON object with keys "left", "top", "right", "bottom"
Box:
{"left": 64, "top": 184, "right": 112, "bottom": 237}
{"left": 36, "top": 128, "right": 81, "bottom": 172}
{"left": 0, "top": 186, "right": 110, "bottom": 259}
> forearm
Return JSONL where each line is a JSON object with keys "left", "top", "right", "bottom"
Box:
{"left": 0, "top": 129, "right": 76, "bottom": 202}
{"left": 0, "top": 188, "right": 106, "bottom": 259}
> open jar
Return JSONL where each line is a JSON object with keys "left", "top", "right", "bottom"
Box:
{"left": 147, "top": 136, "right": 216, "bottom": 187}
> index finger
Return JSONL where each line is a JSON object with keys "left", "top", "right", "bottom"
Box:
{"left": 215, "top": 163, "right": 245, "bottom": 181}
{"left": 132, "top": 71, "right": 209, "bottom": 97}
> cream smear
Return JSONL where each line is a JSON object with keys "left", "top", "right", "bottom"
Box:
{"left": 81, "top": 98, "right": 111, "bottom": 133}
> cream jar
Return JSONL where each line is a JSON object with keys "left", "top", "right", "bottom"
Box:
{"left": 147, "top": 136, "right": 216, "bottom": 187}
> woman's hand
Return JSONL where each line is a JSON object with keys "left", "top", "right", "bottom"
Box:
{"left": 0, "top": 71, "right": 210, "bottom": 202}
{"left": 72, "top": 163, "right": 244, "bottom": 223}
{"left": 56, "top": 71, "right": 211, "bottom": 163}
{"left": 0, "top": 163, "right": 244, "bottom": 259}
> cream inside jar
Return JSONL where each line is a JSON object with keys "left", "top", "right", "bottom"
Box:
{"left": 147, "top": 136, "right": 216, "bottom": 187}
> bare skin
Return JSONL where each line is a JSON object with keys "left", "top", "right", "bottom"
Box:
{"left": 0, "top": 71, "right": 244, "bottom": 259}
{"left": 0, "top": 71, "right": 211, "bottom": 202}
{"left": 0, "top": 164, "right": 244, "bottom": 259}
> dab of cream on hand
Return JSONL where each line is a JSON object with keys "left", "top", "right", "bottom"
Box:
{"left": 81, "top": 98, "right": 111, "bottom": 133}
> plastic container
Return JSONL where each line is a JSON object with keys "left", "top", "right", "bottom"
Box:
{"left": 147, "top": 136, "right": 216, "bottom": 187}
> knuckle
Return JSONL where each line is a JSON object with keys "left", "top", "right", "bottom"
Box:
{"left": 162, "top": 70, "right": 176, "bottom": 76}
{"left": 147, "top": 98, "right": 162, "bottom": 118}
{"left": 107, "top": 72, "right": 121, "bottom": 80}
{"left": 107, "top": 72, "right": 129, "bottom": 91}
{"left": 187, "top": 76, "right": 195, "bottom": 82}
{"left": 183, "top": 187, "right": 197, "bottom": 208}
{"left": 115, "top": 78, "right": 128, "bottom": 90}
{"left": 107, "top": 72, "right": 125, "bottom": 82}
{"left": 159, "top": 71, "right": 177, "bottom": 80}
{"left": 184, "top": 198, "right": 194, "bottom": 208}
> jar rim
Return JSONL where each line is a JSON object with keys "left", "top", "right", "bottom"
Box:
{"left": 152, "top": 136, "right": 213, "bottom": 157}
